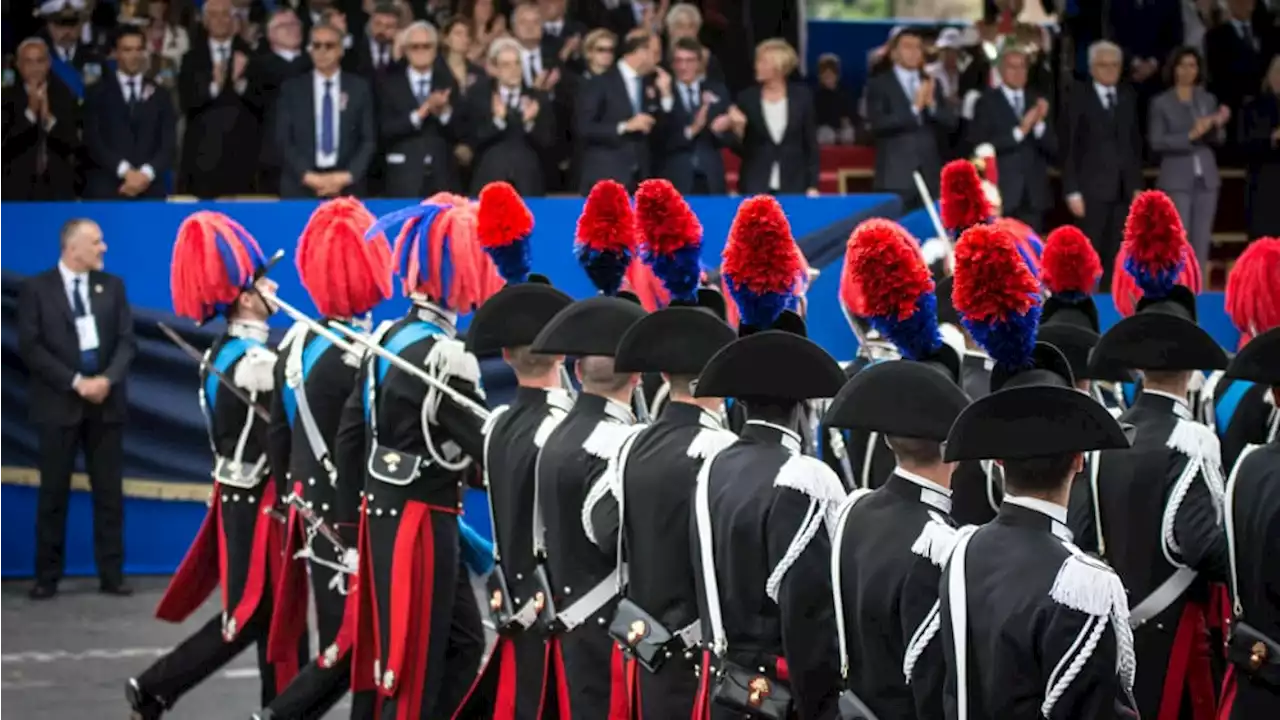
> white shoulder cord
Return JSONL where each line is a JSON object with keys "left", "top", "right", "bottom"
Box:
{"left": 695, "top": 448, "right": 729, "bottom": 657}
{"left": 860, "top": 431, "right": 879, "bottom": 489}
{"left": 830, "top": 489, "right": 873, "bottom": 680}
{"left": 1224, "top": 444, "right": 1261, "bottom": 618}
{"left": 480, "top": 406, "right": 510, "bottom": 562}
{"left": 947, "top": 528, "right": 977, "bottom": 720}
{"left": 1089, "top": 451, "right": 1105, "bottom": 557}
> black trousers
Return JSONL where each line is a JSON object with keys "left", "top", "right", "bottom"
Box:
{"left": 1078, "top": 193, "right": 1128, "bottom": 287}
{"left": 35, "top": 406, "right": 124, "bottom": 586}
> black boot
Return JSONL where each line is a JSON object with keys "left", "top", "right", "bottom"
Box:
{"left": 126, "top": 678, "right": 166, "bottom": 720}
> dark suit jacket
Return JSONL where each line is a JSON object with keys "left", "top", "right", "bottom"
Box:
{"left": 467, "top": 81, "right": 554, "bottom": 196}
{"left": 82, "top": 75, "right": 176, "bottom": 200}
{"left": 377, "top": 64, "right": 462, "bottom": 198}
{"left": 865, "top": 69, "right": 957, "bottom": 194}
{"left": 276, "top": 70, "right": 377, "bottom": 198}
{"left": 1205, "top": 21, "right": 1271, "bottom": 120}
{"left": 968, "top": 87, "right": 1058, "bottom": 212}
{"left": 178, "top": 34, "right": 260, "bottom": 197}
{"left": 541, "top": 18, "right": 589, "bottom": 74}
{"left": 17, "top": 268, "right": 135, "bottom": 426}
{"left": 574, "top": 64, "right": 666, "bottom": 193}
{"left": 731, "top": 83, "right": 820, "bottom": 195}
{"left": 606, "top": 2, "right": 646, "bottom": 38}
{"left": 655, "top": 79, "right": 732, "bottom": 194}
{"left": 2, "top": 81, "right": 80, "bottom": 200}
{"left": 1110, "top": 0, "right": 1184, "bottom": 65}
{"left": 244, "top": 50, "right": 312, "bottom": 178}
{"left": 1242, "top": 93, "right": 1280, "bottom": 238}
{"left": 345, "top": 32, "right": 401, "bottom": 83}
{"left": 1062, "top": 80, "right": 1143, "bottom": 202}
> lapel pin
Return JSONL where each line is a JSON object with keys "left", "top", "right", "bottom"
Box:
{"left": 94, "top": 284, "right": 104, "bottom": 294}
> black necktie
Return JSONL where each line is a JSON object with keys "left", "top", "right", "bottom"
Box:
{"left": 72, "top": 277, "right": 98, "bottom": 372}
{"left": 1104, "top": 89, "right": 1115, "bottom": 112}
{"left": 684, "top": 84, "right": 696, "bottom": 112}
{"left": 128, "top": 78, "right": 140, "bottom": 115}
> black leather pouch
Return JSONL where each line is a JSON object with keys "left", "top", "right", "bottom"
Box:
{"left": 710, "top": 660, "right": 793, "bottom": 719}
{"left": 1227, "top": 619, "right": 1280, "bottom": 687}
{"left": 367, "top": 445, "right": 422, "bottom": 486}
{"left": 608, "top": 597, "right": 674, "bottom": 672}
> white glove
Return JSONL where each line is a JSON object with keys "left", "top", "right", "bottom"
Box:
{"left": 342, "top": 548, "right": 359, "bottom": 574}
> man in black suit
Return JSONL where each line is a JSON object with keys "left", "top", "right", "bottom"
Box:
{"left": 177, "top": 0, "right": 258, "bottom": 197}
{"left": 968, "top": 46, "right": 1058, "bottom": 232}
{"left": 539, "top": 0, "right": 588, "bottom": 72}
{"left": 607, "top": 0, "right": 659, "bottom": 39}
{"left": 656, "top": 36, "right": 732, "bottom": 195}
{"left": 36, "top": 0, "right": 106, "bottom": 102}
{"left": 345, "top": 2, "right": 401, "bottom": 81}
{"left": 469, "top": 37, "right": 555, "bottom": 195}
{"left": 378, "top": 20, "right": 461, "bottom": 198}
{"left": 18, "top": 218, "right": 136, "bottom": 600}
{"left": 245, "top": 8, "right": 311, "bottom": 195}
{"left": 3, "top": 38, "right": 80, "bottom": 200}
{"left": 1207, "top": 0, "right": 1274, "bottom": 146}
{"left": 575, "top": 30, "right": 670, "bottom": 193}
{"left": 1063, "top": 40, "right": 1144, "bottom": 284}
{"left": 276, "top": 22, "right": 377, "bottom": 198}
{"left": 865, "top": 27, "right": 957, "bottom": 208}
{"left": 512, "top": 2, "right": 570, "bottom": 192}
{"left": 82, "top": 26, "right": 176, "bottom": 200}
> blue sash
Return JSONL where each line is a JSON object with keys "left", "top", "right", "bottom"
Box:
{"left": 363, "top": 320, "right": 447, "bottom": 421}
{"left": 282, "top": 334, "right": 337, "bottom": 427}
{"left": 458, "top": 516, "right": 495, "bottom": 575}
{"left": 1215, "top": 379, "right": 1254, "bottom": 436}
{"left": 205, "top": 337, "right": 259, "bottom": 413}
{"left": 49, "top": 51, "right": 84, "bottom": 99}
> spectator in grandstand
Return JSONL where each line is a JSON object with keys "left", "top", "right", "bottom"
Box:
{"left": 726, "top": 38, "right": 819, "bottom": 196}
{"left": 539, "top": 0, "right": 587, "bottom": 70}
{"left": 1242, "top": 54, "right": 1280, "bottom": 238}
{"left": 1183, "top": 0, "right": 1225, "bottom": 53}
{"left": 664, "top": 2, "right": 725, "bottom": 86}
{"left": 813, "top": 53, "right": 857, "bottom": 146}
{"left": 582, "top": 27, "right": 618, "bottom": 79}
{"left": 18, "top": 218, "right": 136, "bottom": 600}
{"left": 347, "top": 2, "right": 401, "bottom": 81}
{"left": 419, "top": 0, "right": 456, "bottom": 29}
{"left": 2, "top": 38, "right": 80, "bottom": 201}
{"left": 276, "top": 22, "right": 377, "bottom": 197}
{"left": 469, "top": 36, "right": 554, "bottom": 195}
{"left": 655, "top": 36, "right": 732, "bottom": 194}
{"left": 1150, "top": 46, "right": 1229, "bottom": 267}
{"left": 1206, "top": 0, "right": 1274, "bottom": 149}
{"left": 142, "top": 0, "right": 189, "bottom": 77}
{"left": 301, "top": 0, "right": 351, "bottom": 43}
{"left": 176, "top": 0, "right": 258, "bottom": 198}
{"left": 1111, "top": 0, "right": 1184, "bottom": 117}
{"left": 378, "top": 20, "right": 462, "bottom": 197}
{"left": 608, "top": 0, "right": 665, "bottom": 39}
{"left": 441, "top": 17, "right": 484, "bottom": 94}
{"left": 461, "top": 0, "right": 508, "bottom": 64}
{"left": 927, "top": 28, "right": 965, "bottom": 111}
{"left": 865, "top": 27, "right": 956, "bottom": 207}
{"left": 575, "top": 29, "right": 668, "bottom": 192}
{"left": 82, "top": 26, "right": 176, "bottom": 199}
{"left": 36, "top": 0, "right": 105, "bottom": 102}
{"left": 512, "top": 3, "right": 561, "bottom": 100}
{"left": 1063, "top": 40, "right": 1144, "bottom": 286}
{"left": 246, "top": 8, "right": 310, "bottom": 195}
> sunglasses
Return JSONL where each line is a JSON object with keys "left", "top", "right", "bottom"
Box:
{"left": 311, "top": 41, "right": 339, "bottom": 50}
{"left": 592, "top": 45, "right": 615, "bottom": 53}
{"left": 52, "top": 18, "right": 80, "bottom": 27}
{"left": 406, "top": 42, "right": 436, "bottom": 51}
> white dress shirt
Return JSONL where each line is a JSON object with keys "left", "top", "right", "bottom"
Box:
{"left": 59, "top": 260, "right": 96, "bottom": 387}
{"left": 544, "top": 19, "right": 564, "bottom": 37}
{"left": 1004, "top": 494, "right": 1074, "bottom": 541}
{"left": 407, "top": 67, "right": 452, "bottom": 128}
{"left": 114, "top": 72, "right": 156, "bottom": 181}
{"left": 208, "top": 38, "right": 247, "bottom": 98}
{"left": 1003, "top": 85, "right": 1045, "bottom": 142}
{"left": 522, "top": 48, "right": 543, "bottom": 87}
{"left": 1094, "top": 81, "right": 1118, "bottom": 110}
{"left": 493, "top": 85, "right": 532, "bottom": 131}
{"left": 762, "top": 95, "right": 788, "bottom": 190}
{"left": 370, "top": 38, "right": 391, "bottom": 69}
{"left": 313, "top": 70, "right": 342, "bottom": 168}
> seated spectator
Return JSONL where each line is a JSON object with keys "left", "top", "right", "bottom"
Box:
{"left": 655, "top": 36, "right": 732, "bottom": 194}
{"left": 865, "top": 28, "right": 955, "bottom": 205}
{"left": 276, "top": 22, "right": 376, "bottom": 197}
{"left": 37, "top": 0, "right": 105, "bottom": 101}
{"left": 82, "top": 26, "right": 176, "bottom": 199}
{"left": 461, "top": 0, "right": 508, "bottom": 64}
{"left": 813, "top": 54, "right": 856, "bottom": 146}
{"left": 2, "top": 38, "right": 80, "bottom": 200}
{"left": 468, "top": 37, "right": 554, "bottom": 196}
{"left": 378, "top": 21, "right": 461, "bottom": 198}
{"left": 539, "top": 0, "right": 587, "bottom": 71}
{"left": 1241, "top": 55, "right": 1280, "bottom": 238}
{"left": 348, "top": 2, "right": 401, "bottom": 81}
{"left": 141, "top": 0, "right": 188, "bottom": 80}
{"left": 441, "top": 17, "right": 484, "bottom": 94}
{"left": 664, "top": 2, "right": 725, "bottom": 86}
{"left": 1149, "top": 46, "right": 1229, "bottom": 268}
{"left": 246, "top": 8, "right": 310, "bottom": 195}
{"left": 726, "top": 38, "right": 819, "bottom": 196}
{"left": 1206, "top": 0, "right": 1273, "bottom": 149}
{"left": 582, "top": 27, "right": 617, "bottom": 80}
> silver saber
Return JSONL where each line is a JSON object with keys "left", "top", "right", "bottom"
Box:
{"left": 912, "top": 170, "right": 952, "bottom": 256}
{"left": 283, "top": 492, "right": 348, "bottom": 554}
{"left": 323, "top": 319, "right": 492, "bottom": 423}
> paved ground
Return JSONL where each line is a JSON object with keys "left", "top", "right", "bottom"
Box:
{"left": 2, "top": 576, "right": 492, "bottom": 719}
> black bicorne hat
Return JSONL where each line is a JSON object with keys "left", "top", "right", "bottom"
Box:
{"left": 824, "top": 360, "right": 971, "bottom": 441}
{"left": 466, "top": 283, "right": 573, "bottom": 356}
{"left": 694, "top": 330, "right": 845, "bottom": 402}
{"left": 1088, "top": 288, "right": 1228, "bottom": 373}
{"left": 1225, "top": 326, "right": 1280, "bottom": 386}
{"left": 529, "top": 295, "right": 647, "bottom": 357}
{"left": 1036, "top": 323, "right": 1103, "bottom": 383}
{"left": 942, "top": 384, "right": 1134, "bottom": 462}
{"left": 615, "top": 306, "right": 736, "bottom": 375}
{"left": 990, "top": 341, "right": 1075, "bottom": 393}
{"left": 696, "top": 287, "right": 728, "bottom": 321}
{"left": 1041, "top": 293, "right": 1100, "bottom": 334}
{"left": 739, "top": 309, "right": 807, "bottom": 338}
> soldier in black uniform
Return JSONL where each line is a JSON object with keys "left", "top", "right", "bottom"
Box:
{"left": 331, "top": 199, "right": 492, "bottom": 720}
{"left": 129, "top": 213, "right": 295, "bottom": 718}
{"left": 254, "top": 198, "right": 393, "bottom": 720}
{"left": 452, "top": 277, "right": 576, "bottom": 720}
{"left": 1078, "top": 191, "right": 1232, "bottom": 720}
{"left": 1216, "top": 327, "right": 1280, "bottom": 720}
{"left": 823, "top": 216, "right": 970, "bottom": 720}
{"left": 581, "top": 305, "right": 737, "bottom": 719}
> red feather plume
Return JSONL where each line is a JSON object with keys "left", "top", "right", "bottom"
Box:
{"left": 1110, "top": 241, "right": 1202, "bottom": 317}
{"left": 951, "top": 223, "right": 1040, "bottom": 322}
{"left": 1122, "top": 190, "right": 1186, "bottom": 273}
{"left": 295, "top": 197, "right": 392, "bottom": 318}
{"left": 940, "top": 159, "right": 991, "bottom": 232}
{"left": 1041, "top": 225, "right": 1102, "bottom": 296}
{"left": 576, "top": 179, "right": 639, "bottom": 254}
{"left": 721, "top": 195, "right": 804, "bottom": 296}
{"left": 843, "top": 219, "right": 932, "bottom": 321}
{"left": 1225, "top": 237, "right": 1280, "bottom": 343}
{"left": 170, "top": 211, "right": 263, "bottom": 323}
{"left": 634, "top": 178, "right": 702, "bottom": 256}
{"left": 477, "top": 181, "right": 533, "bottom": 249}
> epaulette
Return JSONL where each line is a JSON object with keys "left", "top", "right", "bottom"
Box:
{"left": 423, "top": 336, "right": 483, "bottom": 393}
{"left": 1166, "top": 417, "right": 1225, "bottom": 498}
{"left": 1048, "top": 552, "right": 1128, "bottom": 619}
{"left": 234, "top": 345, "right": 277, "bottom": 393}
{"left": 686, "top": 427, "right": 738, "bottom": 460}
{"left": 910, "top": 515, "right": 960, "bottom": 568}
{"left": 773, "top": 453, "right": 847, "bottom": 507}
{"left": 582, "top": 421, "right": 646, "bottom": 460}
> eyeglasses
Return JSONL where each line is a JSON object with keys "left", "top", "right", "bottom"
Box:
{"left": 406, "top": 42, "right": 436, "bottom": 51}
{"left": 311, "top": 41, "right": 339, "bottom": 51}
{"left": 592, "top": 45, "right": 615, "bottom": 53}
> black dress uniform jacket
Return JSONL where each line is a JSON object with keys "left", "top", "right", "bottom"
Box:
{"left": 1201, "top": 371, "right": 1279, "bottom": 473}
{"left": 694, "top": 420, "right": 845, "bottom": 719}
{"left": 1068, "top": 391, "right": 1231, "bottom": 720}
{"left": 586, "top": 400, "right": 737, "bottom": 719}
{"left": 940, "top": 501, "right": 1136, "bottom": 719}
{"left": 834, "top": 472, "right": 957, "bottom": 720}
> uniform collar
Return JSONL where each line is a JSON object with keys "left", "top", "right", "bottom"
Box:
{"left": 1001, "top": 494, "right": 1074, "bottom": 542}
{"left": 742, "top": 419, "right": 802, "bottom": 454}
{"left": 659, "top": 400, "right": 721, "bottom": 429}
{"left": 409, "top": 299, "right": 457, "bottom": 336}
{"left": 574, "top": 391, "right": 635, "bottom": 423}
{"left": 228, "top": 319, "right": 270, "bottom": 343}
{"left": 1138, "top": 389, "right": 1192, "bottom": 420}
{"left": 885, "top": 468, "right": 953, "bottom": 515}
{"left": 516, "top": 385, "right": 574, "bottom": 413}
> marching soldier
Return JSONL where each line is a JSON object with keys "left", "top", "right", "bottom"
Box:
{"left": 1216, "top": 326, "right": 1280, "bottom": 719}
{"left": 331, "top": 195, "right": 498, "bottom": 720}
{"left": 824, "top": 218, "right": 969, "bottom": 719}
{"left": 689, "top": 196, "right": 847, "bottom": 719}
{"left": 582, "top": 179, "right": 739, "bottom": 719}
{"left": 939, "top": 220, "right": 1138, "bottom": 719}
{"left": 525, "top": 179, "right": 649, "bottom": 718}
{"left": 1079, "top": 191, "right": 1232, "bottom": 720}
{"left": 255, "top": 198, "right": 393, "bottom": 719}
{"left": 129, "top": 212, "right": 296, "bottom": 718}
{"left": 452, "top": 182, "right": 576, "bottom": 719}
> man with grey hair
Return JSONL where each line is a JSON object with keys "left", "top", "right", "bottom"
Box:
{"left": 245, "top": 9, "right": 310, "bottom": 194}
{"left": 468, "top": 37, "right": 555, "bottom": 195}
{"left": 2, "top": 37, "right": 79, "bottom": 199}
{"left": 1062, "top": 39, "right": 1143, "bottom": 284}
{"left": 378, "top": 19, "right": 462, "bottom": 196}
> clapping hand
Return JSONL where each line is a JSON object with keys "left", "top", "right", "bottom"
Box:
{"left": 559, "top": 34, "right": 581, "bottom": 62}
{"left": 688, "top": 100, "right": 710, "bottom": 136}
{"left": 709, "top": 112, "right": 733, "bottom": 134}
{"left": 624, "top": 113, "right": 657, "bottom": 134}
{"left": 726, "top": 104, "right": 747, "bottom": 134}
{"left": 654, "top": 67, "right": 673, "bottom": 97}
{"left": 232, "top": 51, "right": 248, "bottom": 81}
{"left": 1214, "top": 104, "right": 1231, "bottom": 126}
{"left": 492, "top": 92, "right": 508, "bottom": 120}
{"left": 521, "top": 97, "right": 540, "bottom": 124}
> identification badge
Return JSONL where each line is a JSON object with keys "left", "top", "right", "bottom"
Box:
{"left": 76, "top": 315, "right": 100, "bottom": 351}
